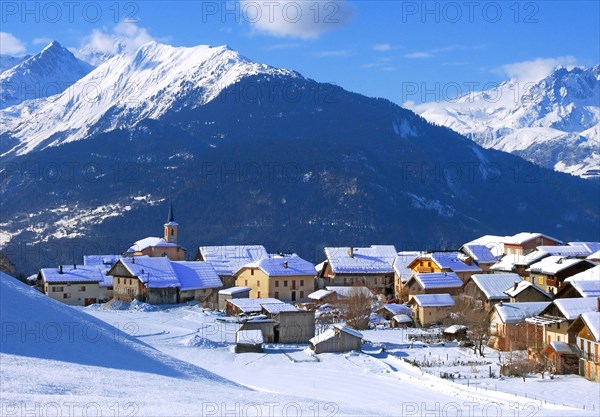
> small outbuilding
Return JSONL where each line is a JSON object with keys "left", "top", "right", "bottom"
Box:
{"left": 309, "top": 324, "right": 363, "bottom": 354}
{"left": 443, "top": 324, "right": 468, "bottom": 341}
{"left": 218, "top": 286, "right": 251, "bottom": 311}
{"left": 235, "top": 330, "right": 264, "bottom": 353}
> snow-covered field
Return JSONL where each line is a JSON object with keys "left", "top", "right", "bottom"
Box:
{"left": 2, "top": 274, "right": 599, "bottom": 416}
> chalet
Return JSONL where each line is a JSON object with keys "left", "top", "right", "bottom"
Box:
{"left": 490, "top": 251, "right": 548, "bottom": 277}
{"left": 407, "top": 252, "right": 481, "bottom": 283}
{"left": 108, "top": 257, "right": 222, "bottom": 305}
{"left": 567, "top": 311, "right": 600, "bottom": 382}
{"left": 83, "top": 254, "right": 126, "bottom": 301}
{"left": 443, "top": 325, "right": 468, "bottom": 341}
{"left": 527, "top": 256, "right": 595, "bottom": 294}
{"left": 527, "top": 297, "right": 600, "bottom": 345}
{"left": 502, "top": 232, "right": 561, "bottom": 256}
{"left": 403, "top": 272, "right": 463, "bottom": 298}
{"left": 124, "top": 202, "right": 186, "bottom": 261}
{"left": 234, "top": 254, "right": 316, "bottom": 301}
{"left": 235, "top": 330, "right": 263, "bottom": 353}
{"left": 307, "top": 289, "right": 338, "bottom": 305}
{"left": 196, "top": 245, "right": 268, "bottom": 287}
{"left": 489, "top": 301, "right": 550, "bottom": 351}
{"left": 554, "top": 266, "right": 600, "bottom": 299}
{"left": 375, "top": 303, "right": 413, "bottom": 328}
{"left": 260, "top": 303, "right": 316, "bottom": 343}
{"left": 225, "top": 297, "right": 283, "bottom": 316}
{"left": 460, "top": 244, "right": 498, "bottom": 272}
{"left": 407, "top": 294, "right": 455, "bottom": 327}
{"left": 38, "top": 265, "right": 105, "bottom": 306}
{"left": 217, "top": 286, "right": 251, "bottom": 311}
{"left": 462, "top": 273, "right": 523, "bottom": 311}
{"left": 318, "top": 245, "right": 397, "bottom": 297}
{"left": 462, "top": 235, "right": 507, "bottom": 258}
{"left": 309, "top": 324, "right": 363, "bottom": 354}
{"left": 504, "top": 281, "right": 551, "bottom": 303}
{"left": 392, "top": 251, "right": 426, "bottom": 300}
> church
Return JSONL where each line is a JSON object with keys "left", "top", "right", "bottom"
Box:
{"left": 124, "top": 201, "right": 186, "bottom": 261}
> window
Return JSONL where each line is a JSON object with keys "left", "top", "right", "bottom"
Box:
{"left": 300, "top": 280, "right": 304, "bottom": 286}
{"left": 284, "top": 280, "right": 288, "bottom": 287}
{"left": 78, "top": 286, "right": 86, "bottom": 292}
{"left": 52, "top": 286, "right": 64, "bottom": 292}
{"left": 275, "top": 280, "right": 279, "bottom": 287}
{"left": 537, "top": 276, "right": 544, "bottom": 285}
{"left": 63, "top": 293, "right": 71, "bottom": 299}
{"left": 117, "top": 278, "right": 120, "bottom": 284}
{"left": 171, "top": 229, "right": 174, "bottom": 235}
{"left": 257, "top": 281, "right": 260, "bottom": 287}
{"left": 244, "top": 280, "right": 248, "bottom": 286}
{"left": 300, "top": 291, "right": 304, "bottom": 298}
{"left": 257, "top": 291, "right": 261, "bottom": 298}
{"left": 251, "top": 270, "right": 254, "bottom": 276}
{"left": 274, "top": 292, "right": 279, "bottom": 299}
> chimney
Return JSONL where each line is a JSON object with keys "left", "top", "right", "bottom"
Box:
{"left": 513, "top": 282, "right": 519, "bottom": 291}
{"left": 59, "top": 265, "right": 63, "bottom": 274}
{"left": 498, "top": 300, "right": 503, "bottom": 307}
{"left": 284, "top": 261, "right": 288, "bottom": 269}
{"left": 73, "top": 264, "right": 77, "bottom": 270}
{"left": 132, "top": 257, "right": 135, "bottom": 264}
{"left": 348, "top": 247, "right": 354, "bottom": 258}
{"left": 597, "top": 297, "right": 600, "bottom": 313}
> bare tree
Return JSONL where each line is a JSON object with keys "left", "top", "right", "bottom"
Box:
{"left": 341, "top": 287, "right": 374, "bottom": 330}
{"left": 452, "top": 296, "right": 490, "bottom": 357}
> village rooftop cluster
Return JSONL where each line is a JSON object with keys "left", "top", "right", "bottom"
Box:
{"left": 30, "top": 204, "right": 600, "bottom": 380}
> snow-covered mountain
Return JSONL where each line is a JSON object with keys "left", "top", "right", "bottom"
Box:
{"left": 0, "top": 41, "right": 93, "bottom": 110}
{"left": 409, "top": 66, "right": 600, "bottom": 179}
{"left": 0, "top": 54, "right": 31, "bottom": 72}
{"left": 1, "top": 41, "right": 297, "bottom": 157}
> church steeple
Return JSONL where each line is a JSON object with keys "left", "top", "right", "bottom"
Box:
{"left": 164, "top": 200, "right": 179, "bottom": 243}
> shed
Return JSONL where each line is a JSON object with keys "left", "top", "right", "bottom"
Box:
{"left": 235, "top": 330, "right": 264, "bottom": 353}
{"left": 239, "top": 319, "right": 276, "bottom": 343}
{"left": 443, "top": 325, "right": 468, "bottom": 341}
{"left": 309, "top": 324, "right": 363, "bottom": 354}
{"left": 218, "top": 286, "right": 251, "bottom": 311}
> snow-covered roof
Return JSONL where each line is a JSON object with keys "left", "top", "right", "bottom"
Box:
{"left": 444, "top": 324, "right": 467, "bottom": 334}
{"left": 463, "top": 235, "right": 508, "bottom": 257}
{"left": 315, "top": 261, "right": 325, "bottom": 274}
{"left": 218, "top": 286, "right": 251, "bottom": 295}
{"left": 171, "top": 261, "right": 222, "bottom": 291}
{"left": 411, "top": 252, "right": 481, "bottom": 273}
{"left": 197, "top": 245, "right": 268, "bottom": 276}
{"left": 127, "top": 237, "right": 181, "bottom": 253}
{"left": 504, "top": 280, "right": 549, "bottom": 299}
{"left": 243, "top": 254, "right": 316, "bottom": 276}
{"left": 549, "top": 341, "right": 575, "bottom": 354}
{"left": 550, "top": 298, "right": 600, "bottom": 320}
{"left": 392, "top": 314, "right": 413, "bottom": 324}
{"left": 579, "top": 312, "right": 600, "bottom": 342}
{"left": 261, "top": 302, "right": 298, "bottom": 314}
{"left": 494, "top": 302, "right": 551, "bottom": 324}
{"left": 562, "top": 267, "right": 600, "bottom": 297}
{"left": 505, "top": 232, "right": 561, "bottom": 245}
{"left": 410, "top": 294, "right": 455, "bottom": 307}
{"left": 393, "top": 251, "right": 425, "bottom": 282}
{"left": 323, "top": 245, "right": 396, "bottom": 274}
{"left": 236, "top": 329, "right": 263, "bottom": 345}
{"left": 410, "top": 272, "right": 463, "bottom": 289}
{"left": 462, "top": 244, "right": 498, "bottom": 264}
{"left": 587, "top": 250, "right": 600, "bottom": 260}
{"left": 326, "top": 286, "right": 374, "bottom": 298}
{"left": 380, "top": 304, "right": 412, "bottom": 316}
{"left": 40, "top": 265, "right": 105, "bottom": 284}
{"left": 310, "top": 324, "right": 363, "bottom": 345}
{"left": 537, "top": 245, "right": 593, "bottom": 257}
{"left": 470, "top": 273, "right": 522, "bottom": 300}
{"left": 527, "top": 256, "right": 593, "bottom": 275}
{"left": 83, "top": 254, "right": 124, "bottom": 268}
{"left": 308, "top": 289, "right": 334, "bottom": 300}
{"left": 568, "top": 242, "right": 600, "bottom": 254}
{"left": 227, "top": 298, "right": 284, "bottom": 313}
{"left": 118, "top": 257, "right": 180, "bottom": 288}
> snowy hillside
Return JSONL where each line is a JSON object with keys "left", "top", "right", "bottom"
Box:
{"left": 1, "top": 41, "right": 298, "bottom": 157}
{"left": 0, "top": 41, "right": 93, "bottom": 110}
{"left": 409, "top": 66, "right": 600, "bottom": 179}
{"left": 3, "top": 271, "right": 594, "bottom": 416}
{"left": 0, "top": 54, "right": 31, "bottom": 72}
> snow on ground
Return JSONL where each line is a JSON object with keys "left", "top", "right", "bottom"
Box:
{"left": 81, "top": 302, "right": 600, "bottom": 416}
{"left": 3, "top": 271, "right": 599, "bottom": 416}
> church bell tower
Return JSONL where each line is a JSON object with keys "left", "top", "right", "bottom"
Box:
{"left": 164, "top": 200, "right": 179, "bottom": 243}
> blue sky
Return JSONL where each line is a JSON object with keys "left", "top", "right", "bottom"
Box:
{"left": 1, "top": 1, "right": 599, "bottom": 104}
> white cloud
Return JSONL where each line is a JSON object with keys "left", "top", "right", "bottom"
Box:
{"left": 32, "top": 37, "right": 53, "bottom": 46}
{"left": 242, "top": 0, "right": 355, "bottom": 40}
{"left": 77, "top": 22, "right": 156, "bottom": 64}
{"left": 500, "top": 56, "right": 578, "bottom": 83}
{"left": 373, "top": 43, "right": 391, "bottom": 52}
{"left": 316, "top": 50, "right": 351, "bottom": 58}
{"left": 404, "top": 51, "right": 433, "bottom": 59}
{"left": 0, "top": 32, "right": 26, "bottom": 55}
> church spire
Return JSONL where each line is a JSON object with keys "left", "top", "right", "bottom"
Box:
{"left": 164, "top": 199, "right": 179, "bottom": 243}
{"left": 167, "top": 199, "right": 175, "bottom": 223}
